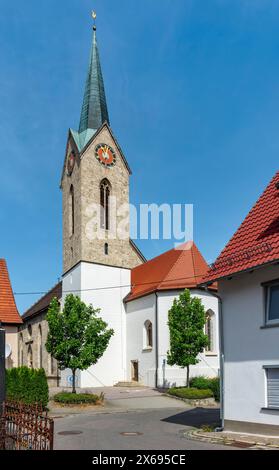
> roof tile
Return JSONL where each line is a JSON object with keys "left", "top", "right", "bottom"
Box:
{"left": 126, "top": 241, "right": 216, "bottom": 302}
{"left": 0, "top": 260, "right": 22, "bottom": 324}
{"left": 203, "top": 170, "right": 279, "bottom": 283}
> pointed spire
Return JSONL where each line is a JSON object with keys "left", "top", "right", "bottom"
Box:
{"left": 78, "top": 15, "right": 110, "bottom": 134}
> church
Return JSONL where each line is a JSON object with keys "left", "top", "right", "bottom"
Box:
{"left": 19, "top": 18, "right": 219, "bottom": 389}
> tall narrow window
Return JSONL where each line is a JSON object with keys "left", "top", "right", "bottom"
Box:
{"left": 19, "top": 333, "right": 23, "bottom": 366}
{"left": 69, "top": 185, "right": 75, "bottom": 236}
{"left": 104, "top": 243, "right": 109, "bottom": 255}
{"left": 144, "top": 320, "right": 153, "bottom": 349}
{"left": 100, "top": 179, "right": 111, "bottom": 230}
{"left": 27, "top": 345, "right": 33, "bottom": 369}
{"left": 38, "top": 325, "right": 42, "bottom": 369}
{"left": 205, "top": 309, "right": 214, "bottom": 352}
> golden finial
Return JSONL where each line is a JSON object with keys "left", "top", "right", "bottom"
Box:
{"left": 91, "top": 10, "right": 97, "bottom": 30}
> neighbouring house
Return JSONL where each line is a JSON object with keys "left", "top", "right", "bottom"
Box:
{"left": 19, "top": 283, "right": 62, "bottom": 387}
{"left": 125, "top": 241, "right": 219, "bottom": 387}
{"left": 0, "top": 259, "right": 22, "bottom": 368}
{"left": 202, "top": 170, "right": 279, "bottom": 436}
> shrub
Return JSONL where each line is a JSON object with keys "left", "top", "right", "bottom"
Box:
{"left": 190, "top": 376, "right": 220, "bottom": 401}
{"left": 168, "top": 387, "right": 213, "bottom": 400}
{"left": 6, "top": 367, "right": 49, "bottom": 408}
{"left": 53, "top": 392, "right": 103, "bottom": 405}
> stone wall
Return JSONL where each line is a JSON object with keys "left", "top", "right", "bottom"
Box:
{"left": 61, "top": 124, "right": 144, "bottom": 274}
{"left": 18, "top": 312, "right": 60, "bottom": 388}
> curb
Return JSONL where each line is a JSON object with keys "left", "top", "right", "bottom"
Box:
{"left": 163, "top": 393, "right": 218, "bottom": 407}
{"left": 184, "top": 428, "right": 279, "bottom": 450}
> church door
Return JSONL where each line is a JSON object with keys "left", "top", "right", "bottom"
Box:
{"left": 131, "top": 360, "right": 139, "bottom": 382}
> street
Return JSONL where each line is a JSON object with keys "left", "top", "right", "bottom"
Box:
{"left": 52, "top": 387, "right": 236, "bottom": 450}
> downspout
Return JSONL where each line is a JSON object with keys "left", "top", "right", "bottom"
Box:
{"left": 155, "top": 292, "right": 159, "bottom": 389}
{"left": 205, "top": 288, "right": 224, "bottom": 431}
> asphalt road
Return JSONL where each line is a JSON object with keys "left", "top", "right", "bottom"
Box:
{"left": 53, "top": 405, "right": 233, "bottom": 450}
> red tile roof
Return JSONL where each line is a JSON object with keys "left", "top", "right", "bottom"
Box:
{"left": 125, "top": 241, "right": 216, "bottom": 302}
{"left": 22, "top": 282, "right": 62, "bottom": 322}
{"left": 0, "top": 259, "right": 22, "bottom": 325}
{"left": 203, "top": 171, "right": 279, "bottom": 283}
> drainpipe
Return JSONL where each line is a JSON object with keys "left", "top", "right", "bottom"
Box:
{"left": 155, "top": 292, "right": 159, "bottom": 389}
{"left": 205, "top": 288, "right": 224, "bottom": 431}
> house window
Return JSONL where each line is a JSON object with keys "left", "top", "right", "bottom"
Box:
{"left": 100, "top": 179, "right": 111, "bottom": 230}
{"left": 144, "top": 320, "right": 153, "bottom": 349}
{"left": 69, "top": 185, "right": 74, "bottom": 236}
{"left": 266, "top": 283, "right": 279, "bottom": 323}
{"left": 205, "top": 309, "right": 214, "bottom": 352}
{"left": 104, "top": 243, "right": 108, "bottom": 255}
{"left": 265, "top": 367, "right": 279, "bottom": 409}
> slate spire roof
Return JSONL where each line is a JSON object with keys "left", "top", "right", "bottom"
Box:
{"left": 70, "top": 25, "right": 110, "bottom": 152}
{"left": 79, "top": 26, "right": 109, "bottom": 133}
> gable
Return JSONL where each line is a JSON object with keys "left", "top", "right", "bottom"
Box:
{"left": 203, "top": 170, "right": 279, "bottom": 283}
{"left": 79, "top": 122, "right": 132, "bottom": 175}
{"left": 0, "top": 260, "right": 22, "bottom": 324}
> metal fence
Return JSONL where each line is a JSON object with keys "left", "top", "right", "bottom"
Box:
{"left": 0, "top": 401, "right": 54, "bottom": 450}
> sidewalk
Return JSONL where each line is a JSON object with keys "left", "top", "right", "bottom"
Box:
{"left": 186, "top": 428, "right": 279, "bottom": 449}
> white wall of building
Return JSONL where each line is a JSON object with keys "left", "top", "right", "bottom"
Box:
{"left": 5, "top": 325, "right": 19, "bottom": 369}
{"left": 220, "top": 264, "right": 279, "bottom": 427}
{"left": 63, "top": 261, "right": 131, "bottom": 387}
{"left": 126, "top": 294, "right": 156, "bottom": 387}
{"left": 126, "top": 289, "right": 219, "bottom": 388}
{"left": 157, "top": 290, "right": 219, "bottom": 387}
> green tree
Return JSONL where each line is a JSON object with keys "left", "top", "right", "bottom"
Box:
{"left": 46, "top": 294, "right": 114, "bottom": 393}
{"left": 167, "top": 289, "right": 208, "bottom": 387}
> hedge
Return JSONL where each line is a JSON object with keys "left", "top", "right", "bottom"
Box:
{"left": 190, "top": 376, "right": 220, "bottom": 401}
{"left": 53, "top": 392, "right": 103, "bottom": 405}
{"left": 6, "top": 367, "right": 49, "bottom": 408}
{"left": 168, "top": 387, "right": 213, "bottom": 400}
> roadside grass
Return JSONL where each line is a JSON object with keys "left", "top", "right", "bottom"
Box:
{"left": 53, "top": 391, "right": 104, "bottom": 406}
{"left": 167, "top": 387, "right": 213, "bottom": 400}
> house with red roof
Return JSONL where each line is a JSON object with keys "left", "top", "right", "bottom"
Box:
{"left": 125, "top": 242, "right": 219, "bottom": 387}
{"left": 202, "top": 170, "right": 279, "bottom": 435}
{"left": 0, "top": 259, "right": 22, "bottom": 368}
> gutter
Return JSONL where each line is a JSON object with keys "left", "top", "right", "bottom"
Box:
{"left": 205, "top": 288, "right": 224, "bottom": 431}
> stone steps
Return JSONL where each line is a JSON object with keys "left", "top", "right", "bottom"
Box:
{"left": 114, "top": 381, "right": 143, "bottom": 387}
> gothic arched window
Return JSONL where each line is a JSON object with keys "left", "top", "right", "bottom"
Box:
{"left": 205, "top": 309, "right": 214, "bottom": 352}
{"left": 144, "top": 320, "right": 153, "bottom": 348}
{"left": 38, "top": 324, "right": 43, "bottom": 369}
{"left": 27, "top": 345, "right": 33, "bottom": 369}
{"left": 100, "top": 179, "right": 111, "bottom": 230}
{"left": 69, "top": 185, "right": 75, "bottom": 236}
{"left": 19, "top": 333, "right": 23, "bottom": 366}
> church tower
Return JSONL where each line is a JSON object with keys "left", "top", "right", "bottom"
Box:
{"left": 61, "top": 17, "right": 144, "bottom": 276}
{"left": 60, "top": 14, "right": 145, "bottom": 388}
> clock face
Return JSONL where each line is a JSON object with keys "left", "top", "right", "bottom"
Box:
{"left": 95, "top": 144, "right": 116, "bottom": 167}
{"left": 67, "top": 150, "right": 75, "bottom": 176}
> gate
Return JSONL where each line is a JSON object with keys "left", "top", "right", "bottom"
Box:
{"left": 0, "top": 401, "right": 54, "bottom": 450}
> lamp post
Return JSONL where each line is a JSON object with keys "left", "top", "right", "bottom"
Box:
{"left": 0, "top": 322, "right": 5, "bottom": 417}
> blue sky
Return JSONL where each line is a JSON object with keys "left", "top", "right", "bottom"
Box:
{"left": 1, "top": 0, "right": 279, "bottom": 313}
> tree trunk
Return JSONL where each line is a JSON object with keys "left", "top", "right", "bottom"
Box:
{"left": 72, "top": 369, "right": 77, "bottom": 394}
{"left": 186, "top": 365, "right": 190, "bottom": 388}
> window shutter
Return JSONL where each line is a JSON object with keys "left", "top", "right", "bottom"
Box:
{"left": 267, "top": 368, "right": 279, "bottom": 408}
